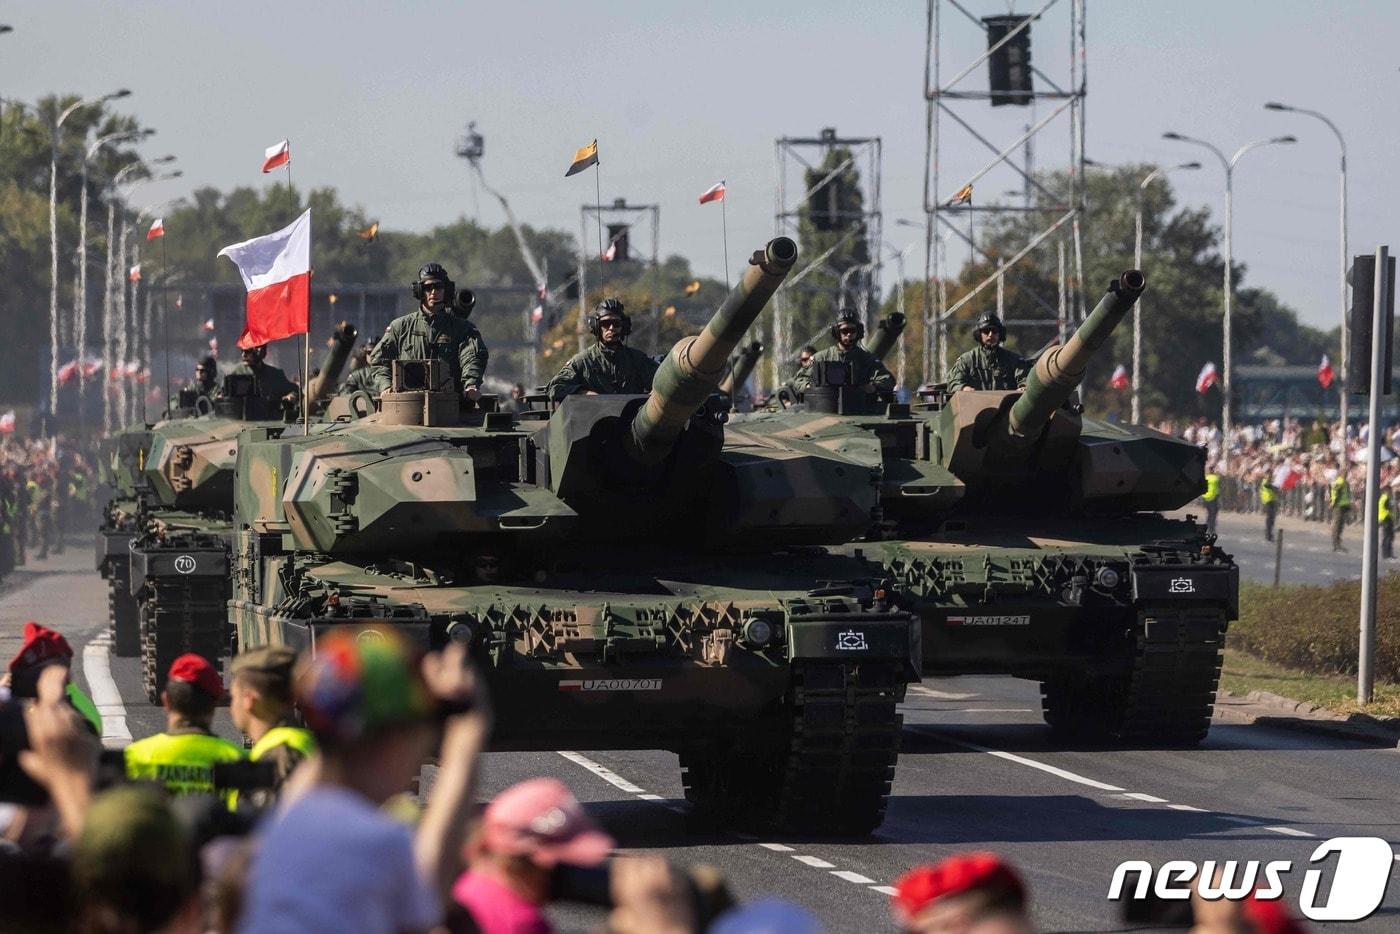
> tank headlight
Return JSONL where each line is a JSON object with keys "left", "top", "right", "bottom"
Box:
{"left": 1095, "top": 567, "right": 1120, "bottom": 590}
{"left": 742, "top": 618, "right": 774, "bottom": 647}
{"left": 445, "top": 620, "right": 475, "bottom": 645}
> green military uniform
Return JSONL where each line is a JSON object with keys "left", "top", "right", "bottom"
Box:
{"left": 1380, "top": 486, "right": 1394, "bottom": 560}
{"left": 1259, "top": 477, "right": 1278, "bottom": 542}
{"left": 945, "top": 344, "right": 1031, "bottom": 392}
{"left": 371, "top": 307, "right": 488, "bottom": 395}
{"left": 1202, "top": 471, "right": 1221, "bottom": 533}
{"left": 546, "top": 342, "right": 659, "bottom": 401}
{"left": 1329, "top": 474, "right": 1352, "bottom": 552}
{"left": 792, "top": 344, "right": 896, "bottom": 393}
{"left": 0, "top": 471, "right": 15, "bottom": 576}
{"left": 338, "top": 364, "right": 377, "bottom": 396}
{"left": 125, "top": 725, "right": 245, "bottom": 809}
{"left": 226, "top": 361, "right": 300, "bottom": 411}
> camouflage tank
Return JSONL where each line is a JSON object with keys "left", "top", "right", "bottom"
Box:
{"left": 231, "top": 239, "right": 921, "bottom": 835}
{"left": 130, "top": 322, "right": 357, "bottom": 702}
{"left": 95, "top": 426, "right": 156, "bottom": 657}
{"left": 733, "top": 271, "right": 1238, "bottom": 745}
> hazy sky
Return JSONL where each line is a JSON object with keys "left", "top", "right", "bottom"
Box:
{"left": 6, "top": 1, "right": 1396, "bottom": 330}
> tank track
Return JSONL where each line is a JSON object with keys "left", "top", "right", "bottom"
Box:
{"left": 140, "top": 575, "right": 229, "bottom": 704}
{"left": 681, "top": 659, "right": 903, "bottom": 836}
{"left": 1041, "top": 605, "right": 1227, "bottom": 746}
{"left": 107, "top": 561, "right": 141, "bottom": 658}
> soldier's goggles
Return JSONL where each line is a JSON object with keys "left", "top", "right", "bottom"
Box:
{"left": 421, "top": 281, "right": 447, "bottom": 292}
{"left": 836, "top": 326, "right": 859, "bottom": 335}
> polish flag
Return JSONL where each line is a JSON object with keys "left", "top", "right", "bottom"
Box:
{"left": 1195, "top": 361, "right": 1218, "bottom": 394}
{"left": 602, "top": 241, "right": 617, "bottom": 262}
{"left": 109, "top": 363, "right": 124, "bottom": 383}
{"left": 531, "top": 305, "right": 544, "bottom": 322}
{"left": 146, "top": 218, "right": 164, "bottom": 241}
{"left": 698, "top": 180, "right": 726, "bottom": 205}
{"left": 128, "top": 264, "right": 141, "bottom": 282}
{"left": 203, "top": 318, "right": 215, "bottom": 332}
{"left": 1317, "top": 354, "right": 1334, "bottom": 389}
{"left": 209, "top": 337, "right": 219, "bottom": 353}
{"left": 124, "top": 362, "right": 141, "bottom": 377}
{"left": 82, "top": 357, "right": 103, "bottom": 377}
{"left": 1110, "top": 364, "right": 1129, "bottom": 390}
{"left": 218, "top": 208, "right": 312, "bottom": 349}
{"left": 0, "top": 410, "right": 14, "bottom": 434}
{"left": 262, "top": 139, "right": 290, "bottom": 174}
{"left": 57, "top": 360, "right": 80, "bottom": 385}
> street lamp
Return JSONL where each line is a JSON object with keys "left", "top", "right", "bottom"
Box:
{"left": 1134, "top": 161, "right": 1201, "bottom": 423}
{"left": 1266, "top": 101, "right": 1349, "bottom": 430}
{"left": 1162, "top": 131, "right": 1296, "bottom": 468}
{"left": 47, "top": 88, "right": 131, "bottom": 423}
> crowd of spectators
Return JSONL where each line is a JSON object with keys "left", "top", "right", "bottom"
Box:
{"left": 0, "top": 435, "right": 98, "bottom": 574}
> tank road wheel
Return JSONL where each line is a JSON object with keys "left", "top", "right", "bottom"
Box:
{"left": 139, "top": 575, "right": 229, "bottom": 704}
{"left": 1041, "top": 607, "right": 1227, "bottom": 746}
{"left": 107, "top": 564, "right": 141, "bottom": 657}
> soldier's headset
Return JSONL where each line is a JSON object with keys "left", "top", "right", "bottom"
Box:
{"left": 829, "top": 313, "right": 865, "bottom": 342}
{"left": 411, "top": 264, "right": 457, "bottom": 306}
{"left": 587, "top": 299, "right": 632, "bottom": 339}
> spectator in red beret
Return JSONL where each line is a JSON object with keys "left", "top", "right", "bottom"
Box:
{"left": 4, "top": 621, "right": 102, "bottom": 735}
{"left": 892, "top": 852, "right": 1034, "bottom": 933}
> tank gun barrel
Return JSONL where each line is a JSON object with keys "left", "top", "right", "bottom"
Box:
{"left": 864, "top": 313, "right": 907, "bottom": 362}
{"left": 1005, "top": 270, "right": 1145, "bottom": 440}
{"left": 719, "top": 341, "right": 765, "bottom": 396}
{"left": 306, "top": 321, "right": 359, "bottom": 405}
{"left": 627, "top": 238, "right": 797, "bottom": 464}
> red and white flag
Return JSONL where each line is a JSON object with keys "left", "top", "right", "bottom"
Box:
{"left": 1110, "top": 364, "right": 1129, "bottom": 390}
{"left": 218, "top": 208, "right": 312, "bottom": 349}
{"left": 146, "top": 218, "right": 164, "bottom": 241}
{"left": 1195, "top": 361, "right": 1218, "bottom": 394}
{"left": 602, "top": 241, "right": 617, "bottom": 262}
{"left": 81, "top": 357, "right": 103, "bottom": 378}
{"left": 1317, "top": 353, "right": 1334, "bottom": 389}
{"left": 123, "top": 362, "right": 141, "bottom": 377}
{"left": 262, "top": 139, "right": 290, "bottom": 174}
{"left": 203, "top": 318, "right": 216, "bottom": 332}
{"left": 698, "top": 180, "right": 726, "bottom": 205}
{"left": 56, "top": 360, "right": 80, "bottom": 385}
{"left": 531, "top": 305, "right": 544, "bottom": 322}
{"left": 209, "top": 337, "right": 219, "bottom": 353}
{"left": 128, "top": 264, "right": 141, "bottom": 283}
{"left": 0, "top": 410, "right": 14, "bottom": 434}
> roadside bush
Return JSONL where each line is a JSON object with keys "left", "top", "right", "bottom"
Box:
{"left": 1229, "top": 574, "right": 1400, "bottom": 680}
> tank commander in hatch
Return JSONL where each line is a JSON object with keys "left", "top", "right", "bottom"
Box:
{"left": 371, "top": 262, "right": 489, "bottom": 402}
{"left": 545, "top": 298, "right": 659, "bottom": 401}
{"left": 226, "top": 344, "right": 300, "bottom": 411}
{"left": 792, "top": 309, "right": 895, "bottom": 394}
{"left": 946, "top": 312, "right": 1030, "bottom": 392}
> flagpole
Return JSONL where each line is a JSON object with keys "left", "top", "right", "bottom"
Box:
{"left": 721, "top": 195, "right": 731, "bottom": 289}
{"left": 594, "top": 163, "right": 605, "bottom": 264}
{"left": 161, "top": 235, "right": 171, "bottom": 415}
{"left": 302, "top": 331, "right": 310, "bottom": 427}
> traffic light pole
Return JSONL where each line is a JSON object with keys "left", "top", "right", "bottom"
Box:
{"left": 1357, "top": 245, "right": 1390, "bottom": 705}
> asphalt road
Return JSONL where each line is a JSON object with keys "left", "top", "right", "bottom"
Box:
{"left": 5, "top": 541, "right": 1399, "bottom": 932}
{"left": 1202, "top": 510, "right": 1395, "bottom": 586}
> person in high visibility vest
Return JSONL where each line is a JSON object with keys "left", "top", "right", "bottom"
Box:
{"left": 1381, "top": 480, "right": 1396, "bottom": 561}
{"left": 1202, "top": 465, "right": 1222, "bottom": 533}
{"left": 125, "top": 654, "right": 244, "bottom": 808}
{"left": 1329, "top": 468, "right": 1353, "bottom": 553}
{"left": 1259, "top": 473, "right": 1279, "bottom": 543}
{"left": 229, "top": 645, "right": 317, "bottom": 805}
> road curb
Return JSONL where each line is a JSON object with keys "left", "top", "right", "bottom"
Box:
{"left": 1214, "top": 689, "right": 1400, "bottom": 747}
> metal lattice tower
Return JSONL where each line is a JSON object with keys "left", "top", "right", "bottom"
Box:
{"left": 922, "top": 0, "right": 1087, "bottom": 383}
{"left": 772, "top": 128, "right": 883, "bottom": 390}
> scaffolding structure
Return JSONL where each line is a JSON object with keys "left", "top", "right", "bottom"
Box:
{"left": 771, "top": 128, "right": 883, "bottom": 390}
{"left": 577, "top": 197, "right": 660, "bottom": 352}
{"left": 922, "top": 0, "right": 1087, "bottom": 383}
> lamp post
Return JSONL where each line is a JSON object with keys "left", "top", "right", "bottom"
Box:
{"left": 1162, "top": 131, "right": 1296, "bottom": 468}
{"left": 1266, "top": 102, "right": 1349, "bottom": 431}
{"left": 47, "top": 88, "right": 130, "bottom": 424}
{"left": 1134, "top": 161, "right": 1201, "bottom": 422}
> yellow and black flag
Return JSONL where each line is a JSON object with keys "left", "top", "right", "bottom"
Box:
{"left": 684, "top": 280, "right": 701, "bottom": 296}
{"left": 565, "top": 139, "right": 599, "bottom": 177}
{"left": 357, "top": 221, "right": 379, "bottom": 243}
{"left": 944, "top": 183, "right": 974, "bottom": 207}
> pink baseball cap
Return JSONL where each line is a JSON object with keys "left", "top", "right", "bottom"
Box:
{"left": 481, "top": 779, "right": 615, "bottom": 868}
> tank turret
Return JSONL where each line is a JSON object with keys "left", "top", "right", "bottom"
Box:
{"left": 864, "top": 312, "right": 906, "bottom": 362}
{"left": 306, "top": 321, "right": 359, "bottom": 405}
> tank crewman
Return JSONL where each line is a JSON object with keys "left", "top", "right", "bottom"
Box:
{"left": 371, "top": 262, "right": 489, "bottom": 401}
{"left": 192, "top": 355, "right": 219, "bottom": 400}
{"left": 945, "top": 312, "right": 1031, "bottom": 392}
{"left": 125, "top": 653, "right": 245, "bottom": 807}
{"left": 792, "top": 309, "right": 895, "bottom": 394}
{"left": 226, "top": 344, "right": 300, "bottom": 412}
{"left": 545, "top": 298, "right": 659, "bottom": 401}
{"left": 1329, "top": 468, "right": 1352, "bottom": 553}
{"left": 229, "top": 646, "right": 317, "bottom": 803}
{"left": 338, "top": 340, "right": 378, "bottom": 396}
{"left": 1201, "top": 465, "right": 1221, "bottom": 534}
{"left": 1259, "top": 473, "right": 1278, "bottom": 543}
{"left": 1379, "top": 480, "right": 1394, "bottom": 560}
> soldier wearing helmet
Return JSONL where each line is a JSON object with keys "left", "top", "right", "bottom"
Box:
{"left": 792, "top": 308, "right": 895, "bottom": 394}
{"left": 370, "top": 262, "right": 489, "bottom": 401}
{"left": 226, "top": 343, "right": 300, "bottom": 410}
{"left": 945, "top": 311, "right": 1030, "bottom": 392}
{"left": 544, "top": 298, "right": 659, "bottom": 401}
{"left": 338, "top": 337, "right": 378, "bottom": 396}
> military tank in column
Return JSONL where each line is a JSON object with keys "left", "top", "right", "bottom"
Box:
{"left": 132, "top": 322, "right": 357, "bottom": 702}
{"left": 96, "top": 427, "right": 156, "bottom": 657}
{"left": 732, "top": 271, "right": 1237, "bottom": 745}
{"left": 230, "top": 239, "right": 921, "bottom": 835}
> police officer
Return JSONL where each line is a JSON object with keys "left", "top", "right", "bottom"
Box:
{"left": 371, "top": 262, "right": 489, "bottom": 401}
{"left": 545, "top": 298, "right": 659, "bottom": 400}
{"left": 125, "top": 653, "right": 244, "bottom": 806}
{"left": 946, "top": 312, "right": 1031, "bottom": 392}
{"left": 1259, "top": 471, "right": 1279, "bottom": 543}
{"left": 227, "top": 344, "right": 300, "bottom": 412}
{"left": 1379, "top": 480, "right": 1395, "bottom": 561}
{"left": 229, "top": 646, "right": 316, "bottom": 802}
{"left": 792, "top": 309, "right": 896, "bottom": 394}
{"left": 1329, "top": 466, "right": 1352, "bottom": 553}
{"left": 1201, "top": 463, "right": 1221, "bottom": 534}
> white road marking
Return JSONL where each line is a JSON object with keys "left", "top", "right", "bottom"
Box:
{"left": 1169, "top": 804, "right": 1207, "bottom": 812}
{"left": 635, "top": 793, "right": 665, "bottom": 801}
{"left": 82, "top": 635, "right": 130, "bottom": 747}
{"left": 555, "top": 751, "right": 646, "bottom": 794}
{"left": 1219, "top": 816, "right": 1265, "bottom": 826}
{"left": 872, "top": 885, "right": 899, "bottom": 896}
{"left": 916, "top": 730, "right": 1125, "bottom": 792}
{"left": 1121, "top": 793, "right": 1168, "bottom": 803}
{"left": 792, "top": 855, "right": 836, "bottom": 869}
{"left": 759, "top": 843, "right": 795, "bottom": 852}
{"left": 831, "top": 870, "right": 876, "bottom": 884}
{"left": 1265, "top": 825, "right": 1315, "bottom": 838}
